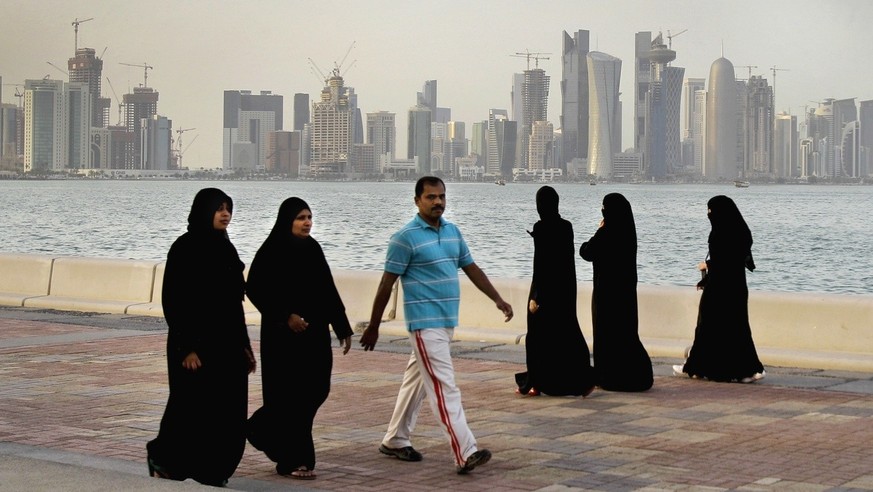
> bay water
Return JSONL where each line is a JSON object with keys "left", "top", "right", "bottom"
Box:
{"left": 2, "top": 179, "right": 871, "bottom": 295}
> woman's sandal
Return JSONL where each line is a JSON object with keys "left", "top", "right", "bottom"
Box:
{"left": 514, "top": 387, "right": 541, "bottom": 396}
{"left": 289, "top": 466, "right": 317, "bottom": 480}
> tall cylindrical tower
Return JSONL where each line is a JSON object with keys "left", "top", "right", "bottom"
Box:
{"left": 704, "top": 57, "right": 738, "bottom": 179}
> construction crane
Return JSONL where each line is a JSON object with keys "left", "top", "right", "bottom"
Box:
{"left": 308, "top": 41, "right": 357, "bottom": 85}
{"left": 104, "top": 77, "right": 124, "bottom": 126}
{"left": 72, "top": 17, "right": 94, "bottom": 52}
{"left": 176, "top": 134, "right": 198, "bottom": 170}
{"left": 736, "top": 65, "right": 758, "bottom": 81}
{"left": 666, "top": 29, "right": 687, "bottom": 50}
{"left": 770, "top": 65, "right": 790, "bottom": 111}
{"left": 46, "top": 61, "right": 68, "bottom": 77}
{"left": 511, "top": 49, "right": 551, "bottom": 70}
{"left": 120, "top": 62, "right": 153, "bottom": 88}
{"left": 175, "top": 127, "right": 196, "bottom": 158}
{"left": 307, "top": 57, "right": 327, "bottom": 85}
{"left": 334, "top": 41, "right": 356, "bottom": 77}
{"left": 2, "top": 83, "right": 24, "bottom": 108}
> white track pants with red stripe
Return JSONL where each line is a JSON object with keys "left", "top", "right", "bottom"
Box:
{"left": 382, "top": 328, "right": 478, "bottom": 466}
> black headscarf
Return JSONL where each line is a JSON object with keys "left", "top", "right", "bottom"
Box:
{"left": 602, "top": 193, "right": 637, "bottom": 250}
{"left": 535, "top": 186, "right": 560, "bottom": 220}
{"left": 265, "top": 197, "right": 310, "bottom": 245}
{"left": 187, "top": 188, "right": 233, "bottom": 235}
{"left": 707, "top": 195, "right": 755, "bottom": 271}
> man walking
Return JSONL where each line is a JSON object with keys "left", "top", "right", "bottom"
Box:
{"left": 360, "top": 176, "right": 513, "bottom": 474}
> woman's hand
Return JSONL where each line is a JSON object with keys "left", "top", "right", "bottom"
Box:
{"left": 182, "top": 351, "right": 201, "bottom": 371}
{"left": 288, "top": 313, "right": 309, "bottom": 333}
{"left": 339, "top": 336, "right": 352, "bottom": 355}
{"left": 698, "top": 261, "right": 708, "bottom": 271}
{"left": 244, "top": 347, "right": 257, "bottom": 374}
{"left": 528, "top": 299, "right": 539, "bottom": 314}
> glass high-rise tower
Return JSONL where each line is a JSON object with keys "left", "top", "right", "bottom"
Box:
{"left": 561, "top": 30, "right": 590, "bottom": 169}
{"left": 587, "top": 51, "right": 622, "bottom": 178}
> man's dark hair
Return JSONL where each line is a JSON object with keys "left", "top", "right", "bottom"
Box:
{"left": 415, "top": 176, "right": 445, "bottom": 197}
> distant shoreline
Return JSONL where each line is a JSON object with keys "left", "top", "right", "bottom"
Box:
{"left": 1, "top": 172, "right": 869, "bottom": 186}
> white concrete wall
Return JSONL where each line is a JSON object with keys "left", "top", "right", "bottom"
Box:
{"left": 1, "top": 253, "right": 871, "bottom": 371}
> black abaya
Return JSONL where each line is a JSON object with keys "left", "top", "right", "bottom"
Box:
{"left": 147, "top": 188, "right": 252, "bottom": 486}
{"left": 682, "top": 195, "right": 764, "bottom": 381}
{"left": 580, "top": 193, "right": 653, "bottom": 392}
{"left": 515, "top": 186, "right": 596, "bottom": 396}
{"left": 245, "top": 197, "right": 353, "bottom": 472}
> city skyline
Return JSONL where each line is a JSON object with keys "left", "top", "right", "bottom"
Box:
{"left": 2, "top": 0, "right": 872, "bottom": 169}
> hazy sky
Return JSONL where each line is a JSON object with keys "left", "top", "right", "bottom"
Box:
{"left": 2, "top": 0, "right": 872, "bottom": 168}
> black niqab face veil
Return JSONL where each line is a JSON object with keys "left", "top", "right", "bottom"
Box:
{"left": 602, "top": 192, "right": 637, "bottom": 244}
{"left": 707, "top": 195, "right": 752, "bottom": 246}
{"left": 187, "top": 188, "right": 233, "bottom": 234}
{"left": 536, "top": 186, "right": 560, "bottom": 220}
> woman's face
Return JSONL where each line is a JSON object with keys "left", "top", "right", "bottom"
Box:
{"left": 291, "top": 209, "right": 312, "bottom": 238}
{"left": 212, "top": 202, "right": 232, "bottom": 231}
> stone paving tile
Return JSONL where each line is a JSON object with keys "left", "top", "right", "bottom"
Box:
{"left": 2, "top": 313, "right": 873, "bottom": 491}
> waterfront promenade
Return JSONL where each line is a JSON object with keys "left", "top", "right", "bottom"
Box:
{"left": 2, "top": 306, "right": 873, "bottom": 491}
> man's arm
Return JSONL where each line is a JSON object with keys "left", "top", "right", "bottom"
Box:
{"left": 359, "top": 272, "right": 399, "bottom": 351}
{"left": 461, "top": 263, "right": 513, "bottom": 322}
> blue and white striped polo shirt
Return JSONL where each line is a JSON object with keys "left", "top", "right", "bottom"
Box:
{"left": 385, "top": 214, "right": 473, "bottom": 331}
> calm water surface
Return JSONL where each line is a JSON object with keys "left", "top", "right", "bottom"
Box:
{"left": 2, "top": 180, "right": 871, "bottom": 295}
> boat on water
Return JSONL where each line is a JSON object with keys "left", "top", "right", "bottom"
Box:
{"left": 589, "top": 180, "right": 596, "bottom": 185}
{"left": 495, "top": 178, "right": 506, "bottom": 186}
{"left": 734, "top": 180, "right": 750, "bottom": 188}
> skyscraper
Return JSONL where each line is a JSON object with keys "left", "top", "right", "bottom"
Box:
{"left": 65, "top": 83, "right": 91, "bottom": 169}
{"left": 830, "top": 98, "right": 857, "bottom": 177}
{"left": 417, "top": 80, "right": 437, "bottom": 121}
{"left": 124, "top": 87, "right": 159, "bottom": 169}
{"left": 859, "top": 100, "right": 873, "bottom": 177}
{"left": 587, "top": 51, "right": 622, "bottom": 178}
{"left": 683, "top": 78, "right": 706, "bottom": 139}
{"left": 471, "top": 121, "right": 487, "bottom": 166}
{"left": 561, "top": 29, "right": 590, "bottom": 168}
{"left": 841, "top": 120, "right": 861, "bottom": 178}
{"left": 23, "top": 79, "right": 65, "bottom": 172}
{"left": 366, "top": 111, "right": 396, "bottom": 160}
{"left": 528, "top": 121, "right": 553, "bottom": 171}
{"left": 486, "top": 109, "right": 517, "bottom": 179}
{"left": 634, "top": 32, "right": 652, "bottom": 157}
{"left": 407, "top": 105, "right": 431, "bottom": 173}
{"left": 293, "top": 93, "right": 309, "bottom": 131}
{"left": 742, "top": 75, "right": 774, "bottom": 176}
{"left": 518, "top": 68, "right": 549, "bottom": 171}
{"left": 68, "top": 48, "right": 110, "bottom": 128}
{"left": 774, "top": 112, "right": 798, "bottom": 177}
{"left": 447, "top": 121, "right": 467, "bottom": 176}
{"left": 704, "top": 57, "right": 739, "bottom": 180}
{"left": 310, "top": 73, "right": 354, "bottom": 175}
{"left": 141, "top": 114, "right": 172, "bottom": 170}
{"left": 431, "top": 121, "right": 448, "bottom": 174}
{"left": 682, "top": 77, "right": 706, "bottom": 172}
{"left": 637, "top": 32, "right": 684, "bottom": 179}
{"left": 223, "top": 89, "right": 283, "bottom": 170}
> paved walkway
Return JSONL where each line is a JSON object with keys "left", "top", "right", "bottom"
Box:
{"left": 2, "top": 306, "right": 873, "bottom": 491}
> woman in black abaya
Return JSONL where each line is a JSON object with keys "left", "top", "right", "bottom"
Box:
{"left": 579, "top": 193, "right": 653, "bottom": 392}
{"left": 147, "top": 188, "right": 256, "bottom": 487}
{"left": 245, "top": 197, "right": 353, "bottom": 480}
{"left": 675, "top": 195, "right": 765, "bottom": 383}
{"left": 515, "top": 186, "right": 596, "bottom": 397}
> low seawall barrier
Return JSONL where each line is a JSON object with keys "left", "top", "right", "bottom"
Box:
{"left": 1, "top": 253, "right": 871, "bottom": 372}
